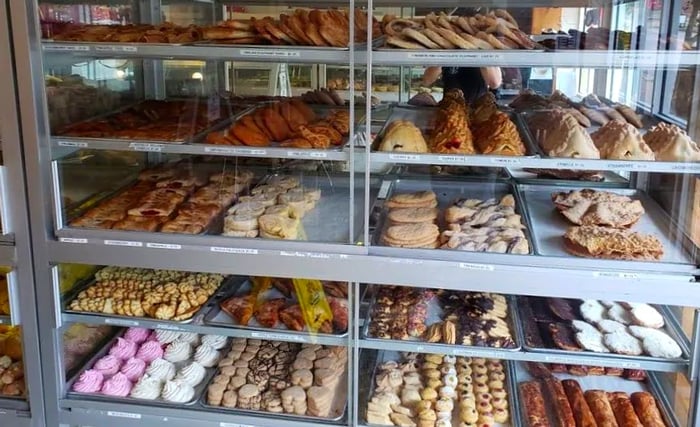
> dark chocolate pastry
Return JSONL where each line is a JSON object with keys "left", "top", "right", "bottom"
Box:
{"left": 549, "top": 322, "right": 582, "bottom": 351}
{"left": 526, "top": 362, "right": 552, "bottom": 379}
{"left": 547, "top": 298, "right": 579, "bottom": 321}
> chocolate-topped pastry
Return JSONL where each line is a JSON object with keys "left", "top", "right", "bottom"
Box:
{"left": 464, "top": 294, "right": 495, "bottom": 315}
{"left": 547, "top": 298, "right": 578, "bottom": 321}
{"left": 530, "top": 297, "right": 558, "bottom": 323}
{"left": 526, "top": 362, "right": 552, "bottom": 379}
{"left": 520, "top": 301, "right": 546, "bottom": 348}
{"left": 549, "top": 364, "right": 567, "bottom": 373}
{"left": 549, "top": 322, "right": 582, "bottom": 351}
{"left": 624, "top": 369, "right": 646, "bottom": 381}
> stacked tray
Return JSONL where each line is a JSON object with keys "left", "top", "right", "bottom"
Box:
{"left": 364, "top": 350, "right": 519, "bottom": 427}
{"left": 515, "top": 361, "right": 679, "bottom": 427}
{"left": 362, "top": 285, "right": 521, "bottom": 352}
{"left": 204, "top": 278, "right": 349, "bottom": 338}
{"left": 201, "top": 337, "right": 348, "bottom": 422}
{"left": 68, "top": 327, "right": 228, "bottom": 406}
{"left": 518, "top": 296, "right": 689, "bottom": 366}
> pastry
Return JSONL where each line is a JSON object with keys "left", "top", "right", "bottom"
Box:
{"left": 388, "top": 207, "right": 439, "bottom": 225}
{"left": 520, "top": 381, "right": 550, "bottom": 427}
{"left": 644, "top": 122, "right": 700, "bottom": 162}
{"left": 585, "top": 390, "right": 618, "bottom": 427}
{"left": 608, "top": 392, "right": 643, "bottom": 427}
{"left": 543, "top": 377, "right": 576, "bottom": 427}
{"left": 603, "top": 331, "right": 643, "bottom": 356}
{"left": 629, "top": 304, "right": 665, "bottom": 329}
{"left": 552, "top": 189, "right": 645, "bottom": 228}
{"left": 382, "top": 223, "right": 440, "bottom": 249}
{"left": 564, "top": 226, "right": 664, "bottom": 261}
{"left": 630, "top": 392, "right": 666, "bottom": 427}
{"left": 379, "top": 121, "right": 429, "bottom": 153}
{"left": 627, "top": 326, "right": 682, "bottom": 359}
{"left": 580, "top": 300, "right": 607, "bottom": 324}
{"left": 561, "top": 380, "right": 597, "bottom": 427}
{"left": 528, "top": 110, "right": 600, "bottom": 159}
{"left": 591, "top": 120, "right": 655, "bottom": 161}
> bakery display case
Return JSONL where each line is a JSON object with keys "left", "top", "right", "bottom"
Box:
{"left": 7, "top": 0, "right": 700, "bottom": 426}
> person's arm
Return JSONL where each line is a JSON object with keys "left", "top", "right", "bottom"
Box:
{"left": 422, "top": 66, "right": 442, "bottom": 86}
{"left": 480, "top": 67, "right": 502, "bottom": 89}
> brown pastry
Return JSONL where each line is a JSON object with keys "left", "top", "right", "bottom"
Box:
{"left": 543, "top": 378, "right": 576, "bottom": 427}
{"left": 562, "top": 380, "right": 597, "bottom": 427}
{"left": 585, "top": 390, "right": 620, "bottom": 427}
{"left": 564, "top": 226, "right": 664, "bottom": 261}
{"left": 630, "top": 392, "right": 666, "bottom": 427}
{"left": 608, "top": 392, "right": 643, "bottom": 427}
{"left": 549, "top": 322, "right": 581, "bottom": 351}
{"left": 520, "top": 381, "right": 551, "bottom": 427}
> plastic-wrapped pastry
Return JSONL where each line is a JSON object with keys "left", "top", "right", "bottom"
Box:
{"left": 644, "top": 122, "right": 700, "bottom": 162}
{"left": 378, "top": 120, "right": 429, "bottom": 153}
{"left": 591, "top": 120, "right": 655, "bottom": 161}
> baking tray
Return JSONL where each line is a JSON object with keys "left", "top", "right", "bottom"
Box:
{"left": 364, "top": 350, "right": 520, "bottom": 427}
{"left": 371, "top": 178, "right": 535, "bottom": 258}
{"left": 43, "top": 40, "right": 195, "bottom": 47}
{"left": 67, "top": 330, "right": 222, "bottom": 407}
{"left": 371, "top": 105, "right": 539, "bottom": 158}
{"left": 200, "top": 353, "right": 348, "bottom": 422}
{"left": 516, "top": 184, "right": 700, "bottom": 267}
{"left": 203, "top": 278, "right": 349, "bottom": 338}
{"left": 54, "top": 99, "right": 236, "bottom": 145}
{"left": 514, "top": 361, "right": 680, "bottom": 427}
{"left": 62, "top": 273, "right": 237, "bottom": 324}
{"left": 220, "top": 173, "right": 370, "bottom": 245}
{"left": 510, "top": 168, "right": 630, "bottom": 187}
{"left": 397, "top": 164, "right": 512, "bottom": 180}
{"left": 361, "top": 285, "right": 522, "bottom": 352}
{"left": 517, "top": 296, "right": 690, "bottom": 366}
{"left": 193, "top": 41, "right": 348, "bottom": 51}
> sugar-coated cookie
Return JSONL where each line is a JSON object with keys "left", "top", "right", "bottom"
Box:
{"left": 580, "top": 300, "right": 607, "bottom": 324}
{"left": 604, "top": 330, "right": 643, "bottom": 355}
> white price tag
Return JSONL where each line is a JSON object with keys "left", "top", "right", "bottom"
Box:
{"left": 491, "top": 157, "right": 521, "bottom": 166}
{"left": 59, "top": 237, "right": 88, "bottom": 244}
{"left": 593, "top": 271, "right": 640, "bottom": 280}
{"left": 389, "top": 154, "right": 420, "bottom": 161}
{"left": 204, "top": 146, "right": 237, "bottom": 155}
{"left": 438, "top": 155, "right": 466, "bottom": 164}
{"left": 280, "top": 251, "right": 330, "bottom": 259}
{"left": 544, "top": 355, "right": 640, "bottom": 369}
{"left": 130, "top": 143, "right": 163, "bottom": 152}
{"left": 95, "top": 45, "right": 138, "bottom": 53}
{"left": 146, "top": 243, "right": 181, "bottom": 250}
{"left": 105, "top": 318, "right": 140, "bottom": 327}
{"left": 459, "top": 263, "right": 495, "bottom": 271}
{"left": 377, "top": 181, "right": 392, "bottom": 199}
{"left": 555, "top": 160, "right": 586, "bottom": 169}
{"left": 240, "top": 49, "right": 301, "bottom": 58}
{"left": 210, "top": 247, "right": 258, "bottom": 255}
{"left": 310, "top": 151, "right": 328, "bottom": 159}
{"left": 251, "top": 332, "right": 307, "bottom": 342}
{"left": 43, "top": 44, "right": 90, "bottom": 52}
{"left": 107, "top": 411, "right": 142, "bottom": 419}
{"left": 57, "top": 140, "right": 88, "bottom": 148}
{"left": 220, "top": 423, "right": 255, "bottom": 427}
{"left": 389, "top": 258, "right": 423, "bottom": 265}
{"left": 205, "top": 146, "right": 266, "bottom": 156}
{"left": 104, "top": 240, "right": 143, "bottom": 247}
{"left": 287, "top": 150, "right": 327, "bottom": 158}
{"left": 407, "top": 52, "right": 503, "bottom": 61}
{"left": 670, "top": 163, "right": 700, "bottom": 172}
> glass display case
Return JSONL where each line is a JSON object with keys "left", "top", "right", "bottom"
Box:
{"left": 6, "top": 0, "right": 700, "bottom": 426}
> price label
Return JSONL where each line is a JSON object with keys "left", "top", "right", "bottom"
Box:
{"left": 130, "top": 143, "right": 163, "bottom": 152}
{"left": 43, "top": 44, "right": 90, "bottom": 52}
{"left": 210, "top": 247, "right": 258, "bottom": 255}
{"left": 204, "top": 146, "right": 237, "bottom": 155}
{"left": 491, "top": 157, "right": 521, "bottom": 166}
{"left": 633, "top": 163, "right": 650, "bottom": 170}
{"left": 251, "top": 332, "right": 307, "bottom": 342}
{"left": 240, "top": 49, "right": 301, "bottom": 58}
{"left": 670, "top": 163, "right": 700, "bottom": 172}
{"left": 388, "top": 258, "right": 423, "bottom": 265}
{"left": 438, "top": 155, "right": 466, "bottom": 164}
{"left": 95, "top": 45, "right": 138, "bottom": 53}
{"left": 60, "top": 237, "right": 88, "bottom": 244}
{"left": 407, "top": 52, "right": 503, "bottom": 62}
{"left": 156, "top": 324, "right": 182, "bottom": 331}
{"left": 377, "top": 181, "right": 392, "bottom": 199}
{"left": 310, "top": 151, "right": 328, "bottom": 159}
{"left": 146, "top": 243, "right": 181, "bottom": 250}
{"left": 389, "top": 154, "right": 420, "bottom": 161}
{"left": 220, "top": 423, "right": 255, "bottom": 427}
{"left": 544, "top": 355, "right": 640, "bottom": 369}
{"left": 105, "top": 318, "right": 140, "bottom": 327}
{"left": 616, "top": 52, "right": 655, "bottom": 66}
{"left": 459, "top": 263, "right": 495, "bottom": 271}
{"left": 57, "top": 140, "right": 88, "bottom": 148}
{"left": 205, "top": 146, "right": 266, "bottom": 156}
{"left": 107, "top": 411, "right": 142, "bottom": 419}
{"left": 104, "top": 240, "right": 143, "bottom": 247}
{"left": 280, "top": 251, "right": 330, "bottom": 259}
{"left": 593, "top": 271, "right": 640, "bottom": 280}
{"left": 555, "top": 161, "right": 586, "bottom": 169}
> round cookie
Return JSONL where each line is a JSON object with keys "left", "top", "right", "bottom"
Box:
{"left": 575, "top": 328, "right": 609, "bottom": 353}
{"left": 603, "top": 331, "right": 643, "bottom": 356}
{"left": 630, "top": 303, "right": 665, "bottom": 328}
{"left": 628, "top": 326, "right": 682, "bottom": 358}
{"left": 386, "top": 191, "right": 438, "bottom": 209}
{"left": 579, "top": 300, "right": 607, "bottom": 324}
{"left": 607, "top": 303, "right": 633, "bottom": 325}
{"left": 597, "top": 319, "right": 627, "bottom": 334}
{"left": 388, "top": 207, "right": 440, "bottom": 224}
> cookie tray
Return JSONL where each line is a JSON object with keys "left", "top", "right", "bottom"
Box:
{"left": 370, "top": 178, "right": 537, "bottom": 260}
{"left": 364, "top": 350, "right": 520, "bottom": 427}
{"left": 370, "top": 104, "right": 540, "bottom": 158}
{"left": 516, "top": 184, "right": 700, "bottom": 272}
{"left": 66, "top": 330, "right": 223, "bottom": 407}
{"left": 199, "top": 359, "right": 348, "bottom": 423}
{"left": 513, "top": 361, "right": 680, "bottom": 427}
{"left": 62, "top": 273, "right": 238, "bottom": 325}
{"left": 361, "top": 285, "right": 522, "bottom": 352}
{"left": 516, "top": 297, "right": 690, "bottom": 370}
{"left": 203, "top": 278, "right": 349, "bottom": 339}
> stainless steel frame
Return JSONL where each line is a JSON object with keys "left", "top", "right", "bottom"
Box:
{"left": 7, "top": 0, "right": 700, "bottom": 426}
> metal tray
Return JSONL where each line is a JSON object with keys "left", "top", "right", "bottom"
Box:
{"left": 361, "top": 285, "right": 522, "bottom": 352}
{"left": 200, "top": 351, "right": 348, "bottom": 422}
{"left": 371, "top": 105, "right": 540, "bottom": 158}
{"left": 63, "top": 273, "right": 237, "bottom": 324}
{"left": 219, "top": 173, "right": 367, "bottom": 245}
{"left": 371, "top": 178, "right": 535, "bottom": 258}
{"left": 510, "top": 169, "right": 630, "bottom": 188}
{"left": 193, "top": 41, "right": 349, "bottom": 51}
{"left": 54, "top": 99, "right": 235, "bottom": 145}
{"left": 365, "top": 350, "right": 520, "bottom": 427}
{"left": 517, "top": 296, "right": 690, "bottom": 366}
{"left": 203, "top": 279, "right": 349, "bottom": 338}
{"left": 516, "top": 184, "right": 699, "bottom": 267}
{"left": 514, "top": 361, "right": 680, "bottom": 427}
{"left": 43, "top": 40, "right": 194, "bottom": 47}
{"left": 66, "top": 330, "right": 222, "bottom": 407}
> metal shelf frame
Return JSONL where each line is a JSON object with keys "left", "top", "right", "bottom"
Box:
{"left": 9, "top": 0, "right": 700, "bottom": 426}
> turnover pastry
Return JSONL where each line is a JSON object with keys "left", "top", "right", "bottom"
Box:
{"left": 471, "top": 111, "right": 525, "bottom": 156}
{"left": 378, "top": 121, "right": 428, "bottom": 153}
{"left": 552, "top": 189, "right": 645, "bottom": 228}
{"left": 591, "top": 120, "right": 655, "bottom": 161}
{"left": 528, "top": 110, "right": 600, "bottom": 159}
{"left": 430, "top": 89, "right": 475, "bottom": 155}
{"left": 564, "top": 226, "right": 663, "bottom": 261}
{"left": 643, "top": 122, "right": 700, "bottom": 162}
